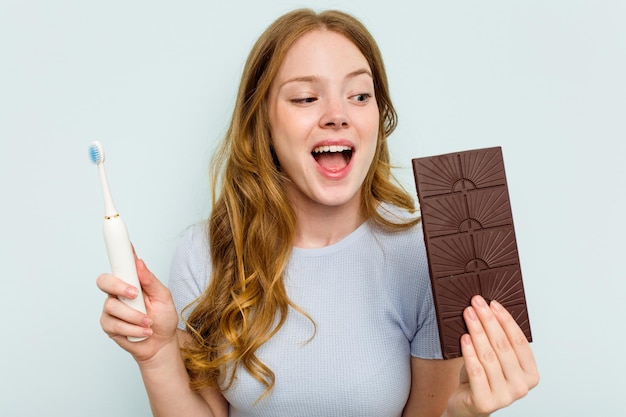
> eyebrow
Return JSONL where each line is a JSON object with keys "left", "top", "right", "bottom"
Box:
{"left": 278, "top": 68, "right": 373, "bottom": 89}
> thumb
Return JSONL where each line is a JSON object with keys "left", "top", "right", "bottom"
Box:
{"left": 135, "top": 257, "right": 166, "bottom": 299}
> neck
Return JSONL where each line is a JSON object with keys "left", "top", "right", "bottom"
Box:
{"left": 291, "top": 197, "right": 365, "bottom": 249}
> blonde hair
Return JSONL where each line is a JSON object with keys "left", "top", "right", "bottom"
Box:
{"left": 182, "top": 8, "right": 419, "bottom": 398}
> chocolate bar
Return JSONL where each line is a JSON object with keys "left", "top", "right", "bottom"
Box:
{"left": 412, "top": 147, "right": 532, "bottom": 359}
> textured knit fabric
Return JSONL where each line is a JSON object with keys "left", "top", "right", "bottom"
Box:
{"left": 168, "top": 204, "right": 442, "bottom": 417}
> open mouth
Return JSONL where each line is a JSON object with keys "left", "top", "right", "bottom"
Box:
{"left": 311, "top": 145, "right": 353, "bottom": 171}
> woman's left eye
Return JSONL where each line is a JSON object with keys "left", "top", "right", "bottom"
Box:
{"left": 350, "top": 93, "right": 372, "bottom": 103}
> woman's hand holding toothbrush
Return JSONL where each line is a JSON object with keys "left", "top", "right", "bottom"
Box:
{"left": 96, "top": 255, "right": 179, "bottom": 364}
{"left": 97, "top": 257, "right": 223, "bottom": 415}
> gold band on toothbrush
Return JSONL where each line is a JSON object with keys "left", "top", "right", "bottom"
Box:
{"left": 104, "top": 214, "right": 120, "bottom": 220}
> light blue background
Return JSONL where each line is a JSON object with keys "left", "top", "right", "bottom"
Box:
{"left": 1, "top": 1, "right": 625, "bottom": 416}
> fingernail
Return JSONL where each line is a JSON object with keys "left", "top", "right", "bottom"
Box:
{"left": 466, "top": 306, "right": 477, "bottom": 320}
{"left": 474, "top": 295, "right": 487, "bottom": 308}
{"left": 141, "top": 317, "right": 153, "bottom": 327}
{"left": 491, "top": 299, "right": 503, "bottom": 312}
{"left": 126, "top": 286, "right": 138, "bottom": 298}
{"left": 143, "top": 327, "right": 153, "bottom": 336}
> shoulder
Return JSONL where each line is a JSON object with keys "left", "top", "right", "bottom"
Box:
{"left": 168, "top": 222, "right": 211, "bottom": 326}
{"left": 363, "top": 203, "right": 429, "bottom": 304}
{"left": 371, "top": 204, "right": 442, "bottom": 358}
{"left": 178, "top": 222, "right": 209, "bottom": 253}
{"left": 371, "top": 202, "right": 425, "bottom": 251}
{"left": 171, "top": 221, "right": 210, "bottom": 277}
{"left": 168, "top": 222, "right": 209, "bottom": 273}
{"left": 377, "top": 201, "right": 420, "bottom": 224}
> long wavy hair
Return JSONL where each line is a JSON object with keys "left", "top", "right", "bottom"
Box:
{"left": 181, "top": 8, "right": 419, "bottom": 399}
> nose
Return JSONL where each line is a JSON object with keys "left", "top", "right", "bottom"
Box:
{"left": 320, "top": 98, "right": 349, "bottom": 129}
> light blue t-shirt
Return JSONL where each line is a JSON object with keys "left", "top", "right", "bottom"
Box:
{"left": 168, "top": 205, "right": 442, "bottom": 417}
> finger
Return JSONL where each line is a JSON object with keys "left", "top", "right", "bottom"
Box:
{"left": 471, "top": 297, "right": 519, "bottom": 375}
{"left": 459, "top": 332, "right": 496, "bottom": 413}
{"left": 491, "top": 300, "right": 540, "bottom": 387}
{"left": 96, "top": 273, "right": 140, "bottom": 299}
{"left": 135, "top": 258, "right": 169, "bottom": 301}
{"left": 101, "top": 297, "right": 153, "bottom": 338}
{"left": 464, "top": 298, "right": 506, "bottom": 387}
{"left": 101, "top": 311, "right": 153, "bottom": 340}
{"left": 103, "top": 295, "right": 152, "bottom": 327}
{"left": 472, "top": 297, "right": 538, "bottom": 403}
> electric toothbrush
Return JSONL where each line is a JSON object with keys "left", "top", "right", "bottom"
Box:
{"left": 89, "top": 141, "right": 147, "bottom": 342}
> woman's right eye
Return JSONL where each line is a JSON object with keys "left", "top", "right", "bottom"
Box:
{"left": 290, "top": 97, "right": 317, "bottom": 104}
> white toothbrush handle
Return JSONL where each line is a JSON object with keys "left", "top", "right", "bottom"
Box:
{"left": 103, "top": 214, "right": 147, "bottom": 342}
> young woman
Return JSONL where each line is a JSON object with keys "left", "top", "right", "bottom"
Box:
{"left": 97, "top": 9, "right": 538, "bottom": 417}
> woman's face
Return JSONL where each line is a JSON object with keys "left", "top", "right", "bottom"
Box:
{"left": 267, "top": 29, "right": 379, "bottom": 214}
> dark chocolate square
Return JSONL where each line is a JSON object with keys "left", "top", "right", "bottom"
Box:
{"left": 412, "top": 147, "right": 532, "bottom": 359}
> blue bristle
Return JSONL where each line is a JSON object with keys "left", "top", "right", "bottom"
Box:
{"left": 89, "top": 144, "right": 100, "bottom": 164}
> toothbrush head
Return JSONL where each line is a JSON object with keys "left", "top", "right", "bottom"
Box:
{"left": 89, "top": 141, "right": 105, "bottom": 165}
